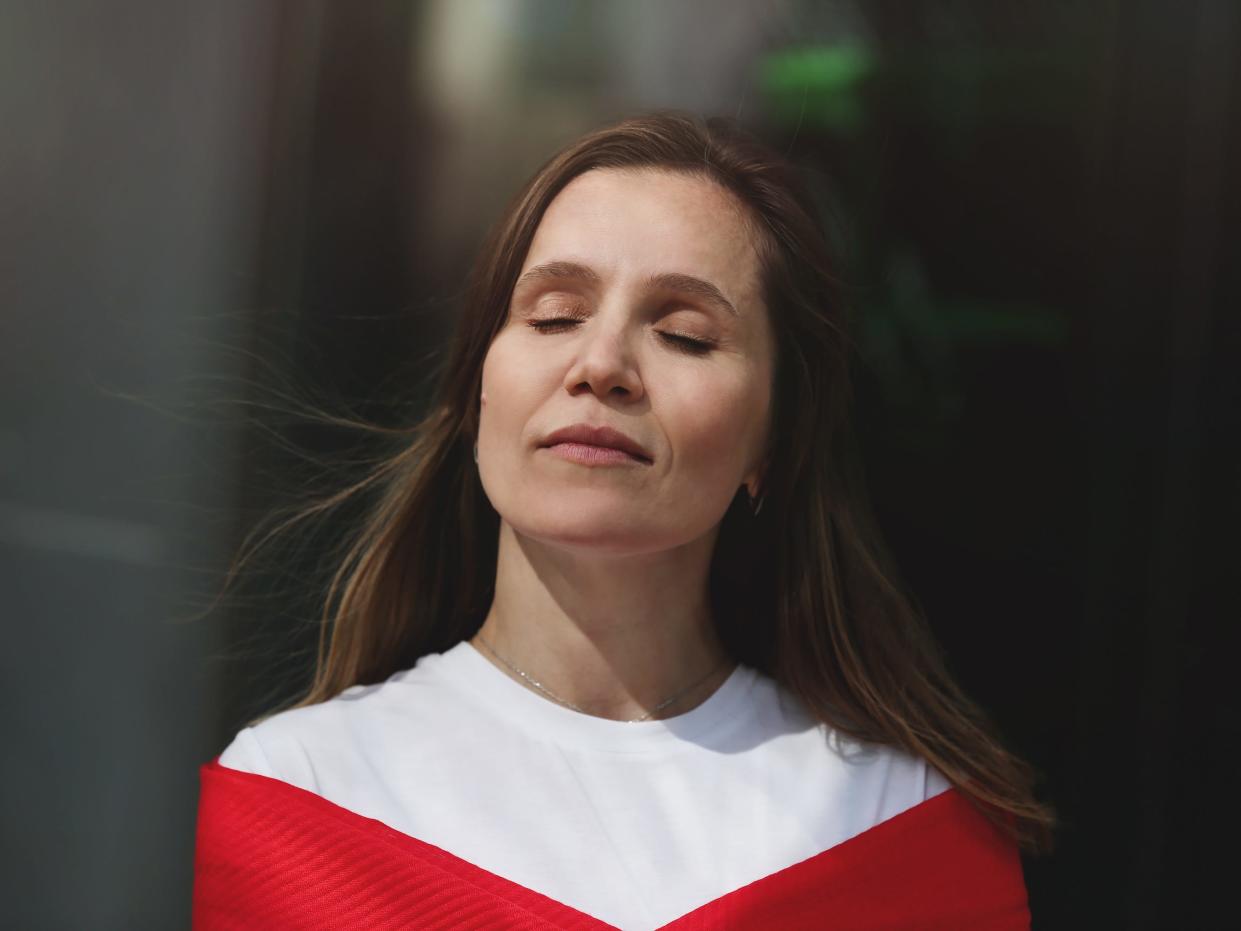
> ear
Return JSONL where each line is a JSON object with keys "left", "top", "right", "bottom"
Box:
{"left": 743, "top": 455, "right": 769, "bottom": 499}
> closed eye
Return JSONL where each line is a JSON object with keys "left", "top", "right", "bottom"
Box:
{"left": 527, "top": 318, "right": 582, "bottom": 333}
{"left": 659, "top": 332, "right": 715, "bottom": 355}
{"left": 526, "top": 318, "right": 716, "bottom": 356}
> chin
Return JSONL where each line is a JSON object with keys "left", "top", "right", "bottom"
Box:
{"left": 517, "top": 517, "right": 659, "bottom": 553}
{"left": 506, "top": 507, "right": 712, "bottom": 559}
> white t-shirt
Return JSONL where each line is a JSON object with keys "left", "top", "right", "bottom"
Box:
{"left": 218, "top": 639, "right": 953, "bottom": 930}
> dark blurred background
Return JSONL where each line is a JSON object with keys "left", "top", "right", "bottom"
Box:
{"left": 2, "top": 1, "right": 1237, "bottom": 927}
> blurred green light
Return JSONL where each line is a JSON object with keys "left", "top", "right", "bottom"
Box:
{"left": 759, "top": 45, "right": 876, "bottom": 133}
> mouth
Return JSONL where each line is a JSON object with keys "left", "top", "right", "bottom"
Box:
{"left": 539, "top": 423, "right": 653, "bottom": 465}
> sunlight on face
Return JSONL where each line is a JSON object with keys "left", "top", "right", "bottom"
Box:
{"left": 477, "top": 167, "right": 774, "bottom": 556}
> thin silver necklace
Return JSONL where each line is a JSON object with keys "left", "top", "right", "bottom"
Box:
{"left": 472, "top": 632, "right": 732, "bottom": 723}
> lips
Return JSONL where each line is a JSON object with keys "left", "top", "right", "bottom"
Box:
{"left": 539, "top": 423, "right": 653, "bottom": 463}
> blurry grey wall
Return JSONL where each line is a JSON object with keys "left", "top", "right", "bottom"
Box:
{"left": 0, "top": 3, "right": 274, "bottom": 927}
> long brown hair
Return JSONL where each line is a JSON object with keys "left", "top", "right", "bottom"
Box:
{"left": 237, "top": 110, "right": 1055, "bottom": 853}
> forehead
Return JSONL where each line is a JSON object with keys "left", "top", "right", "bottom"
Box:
{"left": 521, "top": 168, "right": 763, "bottom": 311}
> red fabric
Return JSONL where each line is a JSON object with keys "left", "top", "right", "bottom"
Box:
{"left": 193, "top": 757, "right": 1030, "bottom": 930}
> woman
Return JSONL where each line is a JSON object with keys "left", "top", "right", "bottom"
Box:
{"left": 194, "top": 111, "right": 1053, "bottom": 929}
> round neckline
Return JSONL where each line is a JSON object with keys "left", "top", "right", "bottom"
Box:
{"left": 426, "top": 639, "right": 760, "bottom": 754}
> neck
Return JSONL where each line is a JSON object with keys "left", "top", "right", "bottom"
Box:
{"left": 470, "top": 521, "right": 735, "bottom": 721}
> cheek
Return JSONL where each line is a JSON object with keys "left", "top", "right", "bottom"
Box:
{"left": 478, "top": 339, "right": 551, "bottom": 455}
{"left": 669, "top": 374, "right": 770, "bottom": 478}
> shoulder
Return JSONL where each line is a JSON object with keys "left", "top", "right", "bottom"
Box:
{"left": 216, "top": 658, "right": 444, "bottom": 793}
{"left": 216, "top": 683, "right": 377, "bottom": 792}
{"left": 824, "top": 727, "right": 955, "bottom": 802}
{"left": 759, "top": 675, "right": 955, "bottom": 804}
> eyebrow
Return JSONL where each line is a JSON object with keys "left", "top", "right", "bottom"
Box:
{"left": 514, "top": 260, "right": 740, "bottom": 317}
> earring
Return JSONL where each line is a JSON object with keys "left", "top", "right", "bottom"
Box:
{"left": 746, "top": 487, "right": 764, "bottom": 517}
{"left": 473, "top": 442, "right": 479, "bottom": 464}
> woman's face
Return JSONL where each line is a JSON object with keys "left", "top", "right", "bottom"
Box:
{"left": 477, "top": 167, "right": 775, "bottom": 556}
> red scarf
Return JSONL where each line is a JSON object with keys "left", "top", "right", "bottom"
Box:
{"left": 193, "top": 758, "right": 1030, "bottom": 929}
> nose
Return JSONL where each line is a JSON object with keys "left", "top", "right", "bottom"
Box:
{"left": 562, "top": 317, "right": 645, "bottom": 402}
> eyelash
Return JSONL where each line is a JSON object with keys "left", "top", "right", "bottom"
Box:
{"left": 527, "top": 317, "right": 716, "bottom": 356}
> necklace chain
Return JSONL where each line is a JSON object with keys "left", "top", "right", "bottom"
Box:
{"left": 472, "top": 632, "right": 731, "bottom": 723}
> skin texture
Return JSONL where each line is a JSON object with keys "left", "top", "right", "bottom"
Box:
{"left": 470, "top": 167, "right": 775, "bottom": 720}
